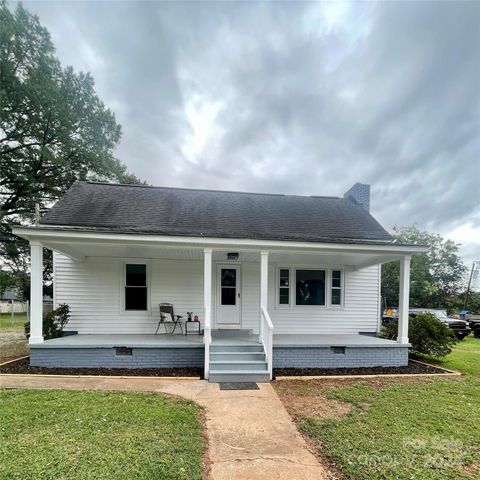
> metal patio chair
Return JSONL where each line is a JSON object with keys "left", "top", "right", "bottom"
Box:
{"left": 156, "top": 303, "right": 184, "bottom": 335}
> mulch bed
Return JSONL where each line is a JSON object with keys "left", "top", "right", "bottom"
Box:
{"left": 0, "top": 357, "right": 203, "bottom": 377}
{"left": 273, "top": 360, "right": 449, "bottom": 377}
{"left": 1, "top": 359, "right": 450, "bottom": 378}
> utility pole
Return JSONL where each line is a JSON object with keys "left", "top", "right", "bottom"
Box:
{"left": 35, "top": 203, "right": 40, "bottom": 225}
{"left": 464, "top": 261, "right": 479, "bottom": 311}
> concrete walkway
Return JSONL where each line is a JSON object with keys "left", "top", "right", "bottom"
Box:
{"left": 1, "top": 375, "right": 328, "bottom": 480}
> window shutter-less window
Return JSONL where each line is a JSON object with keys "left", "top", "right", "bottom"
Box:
{"left": 125, "top": 264, "right": 147, "bottom": 311}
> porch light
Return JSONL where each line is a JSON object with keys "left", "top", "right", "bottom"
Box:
{"left": 227, "top": 252, "right": 239, "bottom": 261}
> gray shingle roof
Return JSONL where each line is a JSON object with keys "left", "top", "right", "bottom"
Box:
{"left": 39, "top": 182, "right": 393, "bottom": 244}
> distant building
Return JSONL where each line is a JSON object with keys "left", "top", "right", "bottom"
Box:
{"left": 0, "top": 286, "right": 21, "bottom": 301}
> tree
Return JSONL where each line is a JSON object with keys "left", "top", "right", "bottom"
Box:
{"left": 449, "top": 290, "right": 480, "bottom": 313}
{"left": 465, "top": 291, "right": 480, "bottom": 312}
{"left": 0, "top": 268, "right": 15, "bottom": 296}
{"left": 381, "top": 225, "right": 467, "bottom": 309}
{"left": 0, "top": 2, "right": 143, "bottom": 283}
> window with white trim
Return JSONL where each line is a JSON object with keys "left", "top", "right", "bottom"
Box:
{"left": 125, "top": 263, "right": 147, "bottom": 311}
{"left": 278, "top": 268, "right": 290, "bottom": 305}
{"left": 331, "top": 270, "right": 342, "bottom": 306}
{"left": 295, "top": 269, "right": 326, "bottom": 305}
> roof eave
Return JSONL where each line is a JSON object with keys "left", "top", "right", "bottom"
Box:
{"left": 12, "top": 225, "right": 427, "bottom": 254}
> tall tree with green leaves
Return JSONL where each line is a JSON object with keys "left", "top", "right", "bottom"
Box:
{"left": 381, "top": 225, "right": 467, "bottom": 310}
{"left": 0, "top": 2, "right": 143, "bottom": 282}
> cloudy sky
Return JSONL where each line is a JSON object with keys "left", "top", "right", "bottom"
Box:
{"left": 21, "top": 0, "right": 480, "bottom": 264}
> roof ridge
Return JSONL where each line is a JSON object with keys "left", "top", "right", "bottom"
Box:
{"left": 81, "top": 181, "right": 342, "bottom": 200}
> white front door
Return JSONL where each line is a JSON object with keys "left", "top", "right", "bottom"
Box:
{"left": 216, "top": 265, "right": 241, "bottom": 327}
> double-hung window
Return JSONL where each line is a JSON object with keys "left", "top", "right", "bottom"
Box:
{"left": 278, "top": 268, "right": 290, "bottom": 305}
{"left": 125, "top": 263, "right": 148, "bottom": 311}
{"left": 331, "top": 270, "right": 342, "bottom": 306}
{"left": 295, "top": 269, "right": 326, "bottom": 306}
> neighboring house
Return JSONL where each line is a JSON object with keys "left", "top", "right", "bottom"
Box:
{"left": 0, "top": 287, "right": 28, "bottom": 314}
{"left": 1, "top": 286, "right": 21, "bottom": 302}
{"left": 13, "top": 182, "right": 424, "bottom": 382}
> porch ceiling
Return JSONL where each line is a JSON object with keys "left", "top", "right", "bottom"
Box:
{"left": 15, "top": 226, "right": 424, "bottom": 267}
{"left": 40, "top": 240, "right": 406, "bottom": 267}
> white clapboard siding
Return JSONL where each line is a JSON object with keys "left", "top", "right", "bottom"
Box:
{"left": 54, "top": 253, "right": 380, "bottom": 335}
{"left": 54, "top": 254, "right": 206, "bottom": 334}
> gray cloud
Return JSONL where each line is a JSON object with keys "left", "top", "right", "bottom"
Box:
{"left": 21, "top": 0, "right": 480, "bottom": 263}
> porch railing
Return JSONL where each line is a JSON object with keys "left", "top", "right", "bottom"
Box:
{"left": 204, "top": 305, "right": 211, "bottom": 379}
{"left": 260, "top": 306, "right": 274, "bottom": 379}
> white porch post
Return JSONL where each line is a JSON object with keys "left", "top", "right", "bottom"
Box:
{"left": 260, "top": 251, "right": 269, "bottom": 337}
{"left": 397, "top": 255, "right": 411, "bottom": 344}
{"left": 260, "top": 250, "right": 274, "bottom": 379}
{"left": 29, "top": 240, "right": 44, "bottom": 344}
{"left": 203, "top": 248, "right": 213, "bottom": 379}
{"left": 260, "top": 251, "right": 269, "bottom": 309}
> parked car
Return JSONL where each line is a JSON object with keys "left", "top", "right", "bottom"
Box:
{"left": 463, "top": 313, "right": 480, "bottom": 338}
{"left": 382, "top": 307, "right": 398, "bottom": 325}
{"left": 409, "top": 308, "right": 471, "bottom": 340}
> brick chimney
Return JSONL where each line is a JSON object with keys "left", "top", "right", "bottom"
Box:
{"left": 343, "top": 183, "right": 370, "bottom": 212}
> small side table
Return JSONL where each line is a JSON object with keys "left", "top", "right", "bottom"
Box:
{"left": 185, "top": 321, "right": 201, "bottom": 336}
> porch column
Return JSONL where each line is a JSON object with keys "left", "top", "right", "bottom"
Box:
{"left": 203, "top": 248, "right": 213, "bottom": 379}
{"left": 29, "top": 240, "right": 44, "bottom": 344}
{"left": 260, "top": 251, "right": 269, "bottom": 338}
{"left": 203, "top": 248, "right": 213, "bottom": 325}
{"left": 260, "top": 251, "right": 269, "bottom": 310}
{"left": 397, "top": 255, "right": 411, "bottom": 344}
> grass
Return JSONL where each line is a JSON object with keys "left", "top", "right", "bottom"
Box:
{"left": 0, "top": 389, "right": 206, "bottom": 480}
{"left": 274, "top": 337, "right": 480, "bottom": 480}
{"left": 0, "top": 312, "right": 27, "bottom": 332}
{"left": 421, "top": 336, "right": 480, "bottom": 376}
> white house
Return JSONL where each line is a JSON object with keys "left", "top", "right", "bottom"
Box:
{"left": 13, "top": 182, "right": 424, "bottom": 382}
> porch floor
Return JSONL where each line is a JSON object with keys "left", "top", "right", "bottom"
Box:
{"left": 30, "top": 333, "right": 406, "bottom": 349}
{"left": 274, "top": 334, "right": 406, "bottom": 348}
{"left": 30, "top": 334, "right": 205, "bottom": 349}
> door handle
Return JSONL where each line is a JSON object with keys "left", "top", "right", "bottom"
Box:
{"left": 238, "top": 292, "right": 241, "bottom": 298}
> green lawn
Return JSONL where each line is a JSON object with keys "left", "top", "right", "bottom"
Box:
{"left": 275, "top": 337, "right": 480, "bottom": 480}
{"left": 0, "top": 389, "right": 206, "bottom": 480}
{"left": 0, "top": 312, "right": 27, "bottom": 332}
{"left": 428, "top": 336, "right": 480, "bottom": 376}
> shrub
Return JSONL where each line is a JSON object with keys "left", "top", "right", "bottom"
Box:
{"left": 25, "top": 304, "right": 70, "bottom": 339}
{"left": 383, "top": 312, "right": 457, "bottom": 357}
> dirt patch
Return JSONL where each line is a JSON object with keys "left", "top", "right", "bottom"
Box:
{"left": 279, "top": 389, "right": 352, "bottom": 421}
{"left": 274, "top": 360, "right": 448, "bottom": 377}
{"left": 0, "top": 357, "right": 203, "bottom": 377}
{"left": 0, "top": 332, "right": 28, "bottom": 362}
{"left": 463, "top": 460, "right": 480, "bottom": 479}
{"left": 274, "top": 380, "right": 351, "bottom": 419}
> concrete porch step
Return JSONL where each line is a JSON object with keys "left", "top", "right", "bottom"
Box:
{"left": 208, "top": 338, "right": 268, "bottom": 382}
{"left": 210, "top": 344, "right": 264, "bottom": 353}
{"left": 208, "top": 370, "right": 270, "bottom": 383}
{"left": 210, "top": 351, "right": 266, "bottom": 361}
{"left": 211, "top": 329, "right": 253, "bottom": 338}
{"left": 210, "top": 360, "right": 268, "bottom": 371}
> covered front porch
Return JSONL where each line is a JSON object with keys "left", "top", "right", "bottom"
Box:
{"left": 14, "top": 225, "right": 423, "bottom": 380}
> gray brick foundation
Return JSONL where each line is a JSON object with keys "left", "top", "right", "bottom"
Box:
{"left": 30, "top": 345, "right": 408, "bottom": 370}
{"left": 273, "top": 346, "right": 408, "bottom": 369}
{"left": 30, "top": 347, "right": 204, "bottom": 368}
